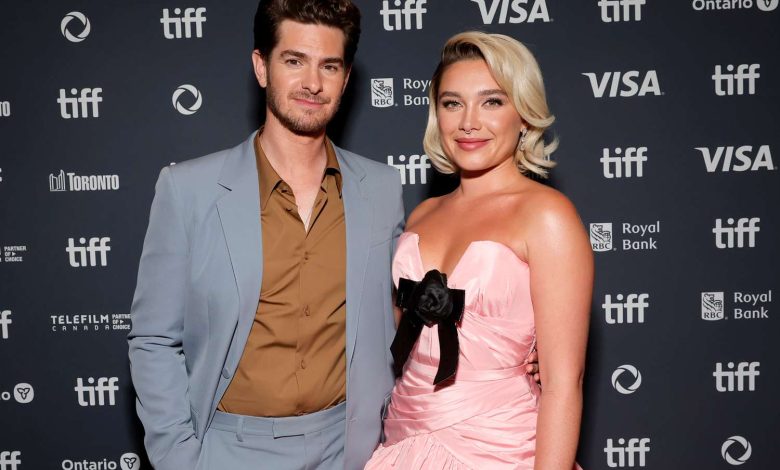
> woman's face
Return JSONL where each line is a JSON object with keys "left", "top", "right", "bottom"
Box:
{"left": 436, "top": 59, "right": 525, "bottom": 173}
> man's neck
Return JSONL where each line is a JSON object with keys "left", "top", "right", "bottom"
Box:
{"left": 258, "top": 117, "right": 328, "bottom": 179}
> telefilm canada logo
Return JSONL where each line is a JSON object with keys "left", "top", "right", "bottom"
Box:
{"left": 611, "top": 364, "right": 642, "bottom": 395}
{"left": 695, "top": 145, "right": 776, "bottom": 172}
{"left": 590, "top": 221, "right": 661, "bottom": 252}
{"left": 721, "top": 436, "right": 752, "bottom": 466}
{"left": 693, "top": 0, "right": 778, "bottom": 12}
{"left": 61, "top": 11, "right": 90, "bottom": 43}
{"left": 1, "top": 245, "right": 27, "bottom": 263}
{"left": 387, "top": 153, "right": 432, "bottom": 185}
{"left": 62, "top": 452, "right": 141, "bottom": 470}
{"left": 172, "top": 84, "right": 203, "bottom": 115}
{"left": 604, "top": 438, "right": 650, "bottom": 468}
{"left": 469, "top": 0, "right": 552, "bottom": 24}
{"left": 1, "top": 383, "right": 34, "bottom": 404}
{"left": 51, "top": 313, "right": 131, "bottom": 333}
{"left": 701, "top": 290, "right": 771, "bottom": 321}
{"left": 49, "top": 170, "right": 120, "bottom": 192}
{"left": 370, "top": 77, "right": 431, "bottom": 107}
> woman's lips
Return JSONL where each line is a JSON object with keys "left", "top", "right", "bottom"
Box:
{"left": 455, "top": 138, "right": 490, "bottom": 150}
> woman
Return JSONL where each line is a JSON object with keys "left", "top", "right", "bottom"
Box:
{"left": 365, "top": 32, "right": 592, "bottom": 469}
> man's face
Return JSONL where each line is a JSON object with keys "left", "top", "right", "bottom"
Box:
{"left": 254, "top": 20, "right": 350, "bottom": 135}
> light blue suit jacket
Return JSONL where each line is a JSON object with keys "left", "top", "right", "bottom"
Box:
{"left": 128, "top": 132, "right": 404, "bottom": 469}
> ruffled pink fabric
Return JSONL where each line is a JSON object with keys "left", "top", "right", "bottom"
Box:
{"left": 365, "top": 232, "right": 583, "bottom": 470}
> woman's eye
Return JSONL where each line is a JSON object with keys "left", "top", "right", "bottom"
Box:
{"left": 485, "top": 98, "right": 504, "bottom": 107}
{"left": 441, "top": 100, "right": 461, "bottom": 109}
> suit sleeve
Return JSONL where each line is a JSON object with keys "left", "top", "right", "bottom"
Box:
{"left": 390, "top": 169, "right": 406, "bottom": 259}
{"left": 127, "top": 166, "right": 201, "bottom": 470}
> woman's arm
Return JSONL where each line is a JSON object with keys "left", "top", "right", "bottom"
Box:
{"left": 526, "top": 193, "right": 593, "bottom": 470}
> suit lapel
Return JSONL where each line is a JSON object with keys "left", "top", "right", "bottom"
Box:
{"left": 335, "top": 146, "right": 371, "bottom": 378}
{"left": 216, "top": 132, "right": 263, "bottom": 370}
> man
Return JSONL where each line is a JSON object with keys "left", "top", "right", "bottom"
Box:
{"left": 129, "top": 1, "right": 539, "bottom": 469}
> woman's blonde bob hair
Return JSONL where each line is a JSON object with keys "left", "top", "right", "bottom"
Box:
{"left": 423, "top": 31, "right": 558, "bottom": 178}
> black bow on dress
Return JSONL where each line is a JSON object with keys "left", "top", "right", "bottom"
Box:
{"left": 390, "top": 270, "right": 465, "bottom": 385}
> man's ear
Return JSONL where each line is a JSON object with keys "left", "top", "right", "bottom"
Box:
{"left": 252, "top": 50, "right": 268, "bottom": 88}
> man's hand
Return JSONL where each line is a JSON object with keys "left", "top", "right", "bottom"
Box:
{"left": 524, "top": 349, "right": 541, "bottom": 385}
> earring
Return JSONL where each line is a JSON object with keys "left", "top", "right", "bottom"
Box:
{"left": 519, "top": 128, "right": 528, "bottom": 151}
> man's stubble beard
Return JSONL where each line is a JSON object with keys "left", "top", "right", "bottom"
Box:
{"left": 266, "top": 81, "right": 342, "bottom": 136}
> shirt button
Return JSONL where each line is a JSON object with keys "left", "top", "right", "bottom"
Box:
{"left": 303, "top": 253, "right": 309, "bottom": 262}
{"left": 300, "top": 360, "right": 307, "bottom": 369}
{"left": 304, "top": 306, "right": 311, "bottom": 317}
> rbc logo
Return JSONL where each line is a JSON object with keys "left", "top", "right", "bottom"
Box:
{"left": 601, "top": 147, "right": 647, "bottom": 178}
{"left": 172, "top": 84, "right": 203, "bottom": 115}
{"left": 590, "top": 223, "right": 613, "bottom": 251}
{"left": 583, "top": 71, "right": 661, "bottom": 98}
{"left": 604, "top": 438, "right": 650, "bottom": 467}
{"left": 61, "top": 11, "right": 91, "bottom": 43}
{"left": 160, "top": 7, "right": 207, "bottom": 39}
{"left": 599, "top": 0, "right": 645, "bottom": 22}
{"left": 712, "top": 218, "right": 760, "bottom": 249}
{"left": 66, "top": 237, "right": 111, "bottom": 267}
{"left": 380, "top": 0, "right": 427, "bottom": 31}
{"left": 75, "top": 377, "right": 119, "bottom": 406}
{"left": 721, "top": 436, "right": 752, "bottom": 465}
{"left": 470, "top": 0, "right": 551, "bottom": 24}
{"left": 695, "top": 145, "right": 775, "bottom": 172}
{"left": 701, "top": 292, "right": 725, "bottom": 320}
{"left": 0, "top": 310, "right": 11, "bottom": 339}
{"left": 0, "top": 451, "right": 21, "bottom": 470}
{"left": 387, "top": 154, "right": 431, "bottom": 185}
{"left": 611, "top": 364, "right": 642, "bottom": 394}
{"left": 603, "top": 294, "right": 648, "bottom": 324}
{"left": 713, "top": 64, "right": 760, "bottom": 96}
{"left": 371, "top": 78, "right": 395, "bottom": 108}
{"left": 58, "top": 88, "right": 102, "bottom": 119}
{"left": 714, "top": 362, "right": 760, "bottom": 392}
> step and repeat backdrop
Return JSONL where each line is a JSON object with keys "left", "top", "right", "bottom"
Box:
{"left": 1, "top": 1, "right": 778, "bottom": 469}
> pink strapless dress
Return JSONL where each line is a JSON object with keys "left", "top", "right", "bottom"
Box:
{"left": 365, "top": 232, "right": 583, "bottom": 470}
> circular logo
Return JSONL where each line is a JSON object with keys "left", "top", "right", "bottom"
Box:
{"left": 13, "top": 383, "right": 34, "bottom": 403}
{"left": 172, "top": 84, "right": 203, "bottom": 115}
{"left": 722, "top": 436, "right": 752, "bottom": 465}
{"left": 61, "top": 11, "right": 91, "bottom": 43}
{"left": 119, "top": 452, "right": 140, "bottom": 470}
{"left": 611, "top": 364, "right": 642, "bottom": 395}
{"left": 757, "top": 0, "right": 779, "bottom": 11}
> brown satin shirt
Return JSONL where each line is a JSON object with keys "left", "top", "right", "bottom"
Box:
{"left": 218, "top": 134, "right": 347, "bottom": 417}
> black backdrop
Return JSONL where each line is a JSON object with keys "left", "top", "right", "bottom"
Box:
{"left": 1, "top": 1, "right": 778, "bottom": 468}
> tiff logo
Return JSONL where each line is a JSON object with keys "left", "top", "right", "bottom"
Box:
{"left": 695, "top": 145, "right": 775, "bottom": 172}
{"left": 75, "top": 377, "right": 119, "bottom": 406}
{"left": 713, "top": 218, "right": 760, "bottom": 249}
{"left": 380, "top": 0, "right": 427, "bottom": 31}
{"left": 66, "top": 237, "right": 111, "bottom": 267}
{"left": 0, "top": 310, "right": 11, "bottom": 339}
{"left": 58, "top": 88, "right": 102, "bottom": 119}
{"left": 714, "top": 362, "right": 760, "bottom": 392}
{"left": 161, "top": 7, "right": 207, "bottom": 39}
{"left": 713, "top": 64, "right": 760, "bottom": 96}
{"left": 604, "top": 438, "right": 650, "bottom": 467}
{"left": 601, "top": 147, "right": 647, "bottom": 178}
{"left": 583, "top": 71, "right": 661, "bottom": 98}
{"left": 387, "top": 154, "right": 431, "bottom": 185}
{"left": 599, "top": 0, "right": 645, "bottom": 22}
{"left": 604, "top": 294, "right": 648, "bottom": 324}
{"left": 0, "top": 451, "right": 21, "bottom": 470}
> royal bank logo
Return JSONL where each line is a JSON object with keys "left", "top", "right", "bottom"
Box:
{"left": 604, "top": 438, "right": 650, "bottom": 467}
{"left": 714, "top": 362, "right": 760, "bottom": 392}
{"left": 713, "top": 64, "right": 760, "bottom": 96}
{"left": 61, "top": 11, "right": 91, "bottom": 43}
{"left": 387, "top": 154, "right": 432, "bottom": 185}
{"left": 470, "top": 0, "right": 552, "bottom": 24}
{"left": 161, "top": 7, "right": 207, "bottom": 39}
{"left": 599, "top": 0, "right": 645, "bottom": 22}
{"left": 713, "top": 217, "right": 760, "bottom": 248}
{"left": 604, "top": 294, "right": 649, "bottom": 324}
{"left": 62, "top": 452, "right": 140, "bottom": 470}
{"left": 590, "top": 223, "right": 613, "bottom": 251}
{"left": 66, "top": 237, "right": 111, "bottom": 267}
{"left": 583, "top": 71, "right": 661, "bottom": 98}
{"left": 75, "top": 377, "right": 119, "bottom": 406}
{"left": 701, "top": 292, "right": 725, "bottom": 320}
{"left": 0, "top": 383, "right": 34, "bottom": 404}
{"left": 601, "top": 147, "right": 647, "bottom": 178}
{"left": 51, "top": 313, "right": 131, "bottom": 333}
{"left": 380, "top": 0, "right": 427, "bottom": 31}
{"left": 58, "top": 88, "right": 102, "bottom": 119}
{"left": 695, "top": 145, "right": 776, "bottom": 172}
{"left": 693, "top": 0, "right": 778, "bottom": 12}
{"left": 0, "top": 101, "right": 9, "bottom": 117}
{"left": 49, "top": 170, "right": 120, "bottom": 192}
{"left": 371, "top": 78, "right": 394, "bottom": 107}
{"left": 721, "top": 436, "right": 752, "bottom": 466}
{"left": 0, "top": 451, "right": 21, "bottom": 470}
{"left": 0, "top": 310, "right": 11, "bottom": 339}
{"left": 2, "top": 246, "right": 26, "bottom": 263}
{"left": 611, "top": 364, "right": 642, "bottom": 395}
{"left": 172, "top": 84, "right": 203, "bottom": 115}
